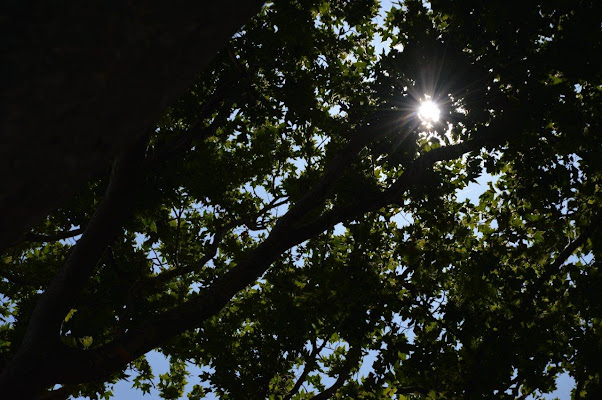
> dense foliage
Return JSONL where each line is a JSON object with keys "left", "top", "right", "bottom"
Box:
{"left": 1, "top": 0, "right": 601, "bottom": 399}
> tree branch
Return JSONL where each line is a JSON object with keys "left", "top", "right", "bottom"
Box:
{"left": 397, "top": 386, "right": 429, "bottom": 395}
{"left": 292, "top": 138, "right": 486, "bottom": 241}
{"left": 148, "top": 195, "right": 289, "bottom": 285}
{"left": 533, "top": 208, "right": 602, "bottom": 291}
{"left": 284, "top": 340, "right": 328, "bottom": 400}
{"left": 309, "top": 345, "right": 362, "bottom": 400}
{"left": 151, "top": 222, "right": 233, "bottom": 284}
{"left": 148, "top": 101, "right": 232, "bottom": 167}
{"left": 3, "top": 228, "right": 85, "bottom": 249}
{"left": 38, "top": 386, "right": 72, "bottom": 400}
{"left": 292, "top": 103, "right": 528, "bottom": 240}
{"left": 23, "top": 228, "right": 84, "bottom": 244}
{"left": 275, "top": 108, "right": 405, "bottom": 230}
{"left": 0, "top": 135, "right": 149, "bottom": 398}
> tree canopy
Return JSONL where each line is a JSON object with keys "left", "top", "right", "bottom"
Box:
{"left": 1, "top": 0, "right": 602, "bottom": 399}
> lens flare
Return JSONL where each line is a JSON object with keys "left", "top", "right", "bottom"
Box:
{"left": 418, "top": 100, "right": 440, "bottom": 123}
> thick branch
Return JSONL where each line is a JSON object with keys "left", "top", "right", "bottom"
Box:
{"left": 0, "top": 136, "right": 148, "bottom": 398}
{"left": 59, "top": 229, "right": 299, "bottom": 383}
{"left": 293, "top": 138, "right": 487, "bottom": 241}
{"left": 293, "top": 104, "right": 527, "bottom": 239}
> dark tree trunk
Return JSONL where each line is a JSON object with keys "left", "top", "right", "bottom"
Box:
{"left": 0, "top": 0, "right": 264, "bottom": 251}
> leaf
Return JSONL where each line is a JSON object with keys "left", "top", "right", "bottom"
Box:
{"left": 79, "top": 336, "right": 93, "bottom": 350}
{"left": 64, "top": 309, "right": 77, "bottom": 322}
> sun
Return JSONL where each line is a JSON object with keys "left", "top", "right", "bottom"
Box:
{"left": 418, "top": 100, "right": 441, "bottom": 124}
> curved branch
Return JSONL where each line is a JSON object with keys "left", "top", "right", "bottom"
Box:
{"left": 284, "top": 340, "right": 328, "bottom": 400}
{"left": 309, "top": 345, "right": 362, "bottom": 400}
{"left": 293, "top": 103, "right": 527, "bottom": 240}
{"left": 148, "top": 195, "right": 289, "bottom": 285}
{"left": 0, "top": 0, "right": 266, "bottom": 252}
{"left": 0, "top": 136, "right": 149, "bottom": 397}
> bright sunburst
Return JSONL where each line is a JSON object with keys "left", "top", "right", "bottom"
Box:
{"left": 418, "top": 100, "right": 440, "bottom": 124}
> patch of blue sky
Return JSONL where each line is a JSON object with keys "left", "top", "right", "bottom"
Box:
{"left": 73, "top": 351, "right": 215, "bottom": 400}
{"left": 456, "top": 172, "right": 496, "bottom": 205}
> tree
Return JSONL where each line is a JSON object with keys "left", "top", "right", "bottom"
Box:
{"left": 1, "top": 0, "right": 601, "bottom": 399}
{"left": 0, "top": 0, "right": 264, "bottom": 249}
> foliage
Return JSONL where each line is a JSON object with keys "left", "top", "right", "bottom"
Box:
{"left": 1, "top": 0, "right": 601, "bottom": 399}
